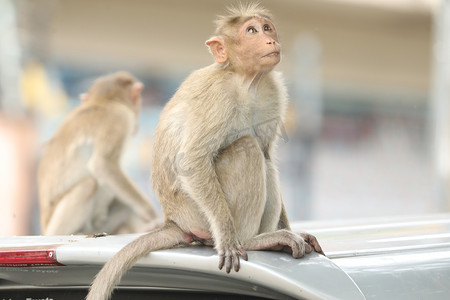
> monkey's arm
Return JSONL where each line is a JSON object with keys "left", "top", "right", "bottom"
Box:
{"left": 89, "top": 155, "right": 158, "bottom": 221}
{"left": 44, "top": 177, "right": 97, "bottom": 235}
{"left": 178, "top": 119, "right": 247, "bottom": 272}
{"left": 249, "top": 158, "right": 323, "bottom": 256}
{"left": 261, "top": 143, "right": 322, "bottom": 254}
{"left": 263, "top": 160, "right": 323, "bottom": 254}
{"left": 87, "top": 121, "right": 158, "bottom": 222}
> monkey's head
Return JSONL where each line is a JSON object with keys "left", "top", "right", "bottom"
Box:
{"left": 83, "top": 71, "right": 144, "bottom": 115}
{"left": 206, "top": 3, "right": 280, "bottom": 76}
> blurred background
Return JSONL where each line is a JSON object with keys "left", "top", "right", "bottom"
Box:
{"left": 0, "top": 0, "right": 448, "bottom": 235}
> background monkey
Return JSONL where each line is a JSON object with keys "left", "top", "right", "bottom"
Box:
{"left": 38, "top": 71, "right": 159, "bottom": 235}
{"left": 87, "top": 3, "right": 323, "bottom": 299}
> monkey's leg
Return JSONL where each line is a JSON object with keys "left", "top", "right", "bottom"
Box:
{"left": 242, "top": 230, "right": 317, "bottom": 258}
{"left": 45, "top": 177, "right": 97, "bottom": 235}
{"left": 216, "top": 137, "right": 323, "bottom": 258}
{"left": 215, "top": 137, "right": 267, "bottom": 247}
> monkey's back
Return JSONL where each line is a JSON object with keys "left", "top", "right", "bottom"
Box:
{"left": 151, "top": 64, "right": 230, "bottom": 220}
{"left": 38, "top": 101, "right": 135, "bottom": 228}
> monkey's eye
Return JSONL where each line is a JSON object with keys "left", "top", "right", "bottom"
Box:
{"left": 247, "top": 26, "right": 258, "bottom": 33}
{"left": 263, "top": 24, "right": 272, "bottom": 31}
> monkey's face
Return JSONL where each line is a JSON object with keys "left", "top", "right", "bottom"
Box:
{"left": 233, "top": 18, "right": 281, "bottom": 75}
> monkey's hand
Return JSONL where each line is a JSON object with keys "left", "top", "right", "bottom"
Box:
{"left": 299, "top": 232, "right": 325, "bottom": 256}
{"left": 217, "top": 239, "right": 248, "bottom": 273}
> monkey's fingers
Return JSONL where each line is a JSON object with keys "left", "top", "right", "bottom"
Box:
{"left": 238, "top": 247, "right": 248, "bottom": 261}
{"left": 270, "top": 232, "right": 306, "bottom": 259}
{"left": 218, "top": 251, "right": 233, "bottom": 273}
{"left": 224, "top": 252, "right": 233, "bottom": 273}
{"left": 218, "top": 246, "right": 248, "bottom": 273}
{"left": 291, "top": 239, "right": 305, "bottom": 259}
{"left": 304, "top": 243, "right": 313, "bottom": 254}
{"left": 232, "top": 251, "right": 240, "bottom": 272}
{"left": 233, "top": 246, "right": 248, "bottom": 272}
{"left": 300, "top": 233, "right": 325, "bottom": 256}
{"left": 218, "top": 252, "right": 226, "bottom": 271}
{"left": 225, "top": 250, "right": 240, "bottom": 273}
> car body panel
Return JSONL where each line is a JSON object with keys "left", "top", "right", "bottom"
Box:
{"left": 1, "top": 214, "right": 449, "bottom": 299}
{"left": 0, "top": 234, "right": 364, "bottom": 300}
{"left": 294, "top": 213, "right": 450, "bottom": 300}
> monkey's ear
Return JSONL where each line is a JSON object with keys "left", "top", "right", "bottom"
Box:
{"left": 79, "top": 93, "right": 88, "bottom": 103}
{"left": 131, "top": 82, "right": 144, "bottom": 105}
{"left": 205, "top": 37, "right": 228, "bottom": 63}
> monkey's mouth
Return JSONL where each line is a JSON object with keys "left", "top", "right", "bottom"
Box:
{"left": 262, "top": 51, "right": 280, "bottom": 58}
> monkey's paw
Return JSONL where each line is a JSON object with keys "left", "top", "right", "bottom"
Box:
{"left": 299, "top": 232, "right": 325, "bottom": 256}
{"left": 272, "top": 230, "right": 325, "bottom": 258}
{"left": 217, "top": 241, "right": 248, "bottom": 273}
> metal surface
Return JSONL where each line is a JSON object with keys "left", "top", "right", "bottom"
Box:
{"left": 334, "top": 247, "right": 450, "bottom": 300}
{"left": 294, "top": 214, "right": 450, "bottom": 299}
{"left": 294, "top": 213, "right": 450, "bottom": 256}
{"left": 1, "top": 214, "right": 450, "bottom": 299}
{"left": 0, "top": 234, "right": 365, "bottom": 300}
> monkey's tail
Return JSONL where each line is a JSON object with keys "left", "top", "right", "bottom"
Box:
{"left": 86, "top": 222, "right": 186, "bottom": 300}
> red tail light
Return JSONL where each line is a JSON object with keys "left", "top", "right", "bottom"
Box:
{"left": 0, "top": 249, "right": 65, "bottom": 267}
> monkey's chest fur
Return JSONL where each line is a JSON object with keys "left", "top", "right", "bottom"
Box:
{"left": 228, "top": 98, "right": 282, "bottom": 154}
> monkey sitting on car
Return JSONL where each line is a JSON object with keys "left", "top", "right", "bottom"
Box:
{"left": 87, "top": 3, "right": 324, "bottom": 300}
{"left": 38, "top": 72, "right": 160, "bottom": 236}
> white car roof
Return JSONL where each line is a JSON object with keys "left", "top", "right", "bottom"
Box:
{"left": 1, "top": 214, "right": 450, "bottom": 299}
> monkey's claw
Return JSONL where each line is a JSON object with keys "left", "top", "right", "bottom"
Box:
{"left": 218, "top": 245, "right": 247, "bottom": 273}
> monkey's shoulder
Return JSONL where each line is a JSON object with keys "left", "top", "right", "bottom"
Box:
{"left": 177, "top": 64, "right": 231, "bottom": 96}
{"left": 77, "top": 102, "right": 132, "bottom": 123}
{"left": 185, "top": 63, "right": 228, "bottom": 81}
{"left": 52, "top": 102, "right": 134, "bottom": 142}
{"left": 166, "top": 64, "right": 236, "bottom": 113}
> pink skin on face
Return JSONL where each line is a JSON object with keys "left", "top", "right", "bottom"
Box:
{"left": 232, "top": 18, "right": 281, "bottom": 78}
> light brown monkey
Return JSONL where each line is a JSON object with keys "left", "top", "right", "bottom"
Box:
{"left": 38, "top": 71, "right": 159, "bottom": 235}
{"left": 87, "top": 4, "right": 323, "bottom": 299}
